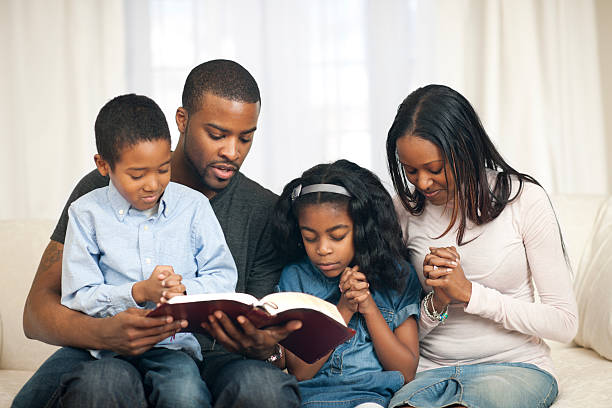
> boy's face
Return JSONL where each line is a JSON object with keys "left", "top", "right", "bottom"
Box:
{"left": 176, "top": 93, "right": 260, "bottom": 195}
{"left": 95, "top": 139, "right": 172, "bottom": 211}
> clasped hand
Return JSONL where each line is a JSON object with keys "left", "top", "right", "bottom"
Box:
{"left": 338, "top": 266, "right": 376, "bottom": 316}
{"left": 132, "top": 265, "right": 185, "bottom": 305}
{"left": 424, "top": 246, "right": 472, "bottom": 307}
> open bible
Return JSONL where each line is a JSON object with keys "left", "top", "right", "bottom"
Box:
{"left": 148, "top": 291, "right": 356, "bottom": 363}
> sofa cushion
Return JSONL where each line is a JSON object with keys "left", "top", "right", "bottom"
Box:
{"left": 0, "top": 370, "right": 35, "bottom": 407}
{"left": 573, "top": 198, "right": 612, "bottom": 360}
{"left": 0, "top": 219, "right": 59, "bottom": 370}
{"left": 548, "top": 340, "right": 612, "bottom": 407}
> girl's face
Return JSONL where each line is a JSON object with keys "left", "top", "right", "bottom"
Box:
{"left": 396, "top": 134, "right": 455, "bottom": 206}
{"left": 298, "top": 202, "right": 355, "bottom": 278}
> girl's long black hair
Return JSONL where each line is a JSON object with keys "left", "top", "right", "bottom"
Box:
{"left": 272, "top": 159, "right": 409, "bottom": 292}
{"left": 386, "top": 84, "right": 541, "bottom": 245}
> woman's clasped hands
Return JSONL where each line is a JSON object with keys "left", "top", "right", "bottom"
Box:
{"left": 424, "top": 246, "right": 472, "bottom": 309}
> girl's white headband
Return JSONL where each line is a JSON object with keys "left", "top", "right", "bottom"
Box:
{"left": 290, "top": 183, "right": 352, "bottom": 202}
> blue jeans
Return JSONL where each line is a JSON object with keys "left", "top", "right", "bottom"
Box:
{"left": 13, "top": 346, "right": 301, "bottom": 408}
{"left": 389, "top": 362, "right": 558, "bottom": 408}
{"left": 12, "top": 347, "right": 98, "bottom": 408}
{"left": 12, "top": 347, "right": 210, "bottom": 408}
{"left": 202, "top": 350, "right": 301, "bottom": 408}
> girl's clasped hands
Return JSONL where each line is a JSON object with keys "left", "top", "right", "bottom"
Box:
{"left": 338, "top": 266, "right": 375, "bottom": 315}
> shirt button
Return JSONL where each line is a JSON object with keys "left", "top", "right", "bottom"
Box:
{"left": 144, "top": 225, "right": 148, "bottom": 231}
{"left": 145, "top": 258, "right": 151, "bottom": 264}
{"left": 118, "top": 209, "right": 124, "bottom": 215}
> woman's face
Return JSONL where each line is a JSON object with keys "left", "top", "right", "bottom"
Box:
{"left": 396, "top": 134, "right": 455, "bottom": 206}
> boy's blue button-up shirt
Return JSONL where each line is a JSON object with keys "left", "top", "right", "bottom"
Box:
{"left": 61, "top": 180, "right": 238, "bottom": 360}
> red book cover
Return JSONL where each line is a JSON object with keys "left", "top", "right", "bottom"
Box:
{"left": 148, "top": 292, "right": 356, "bottom": 364}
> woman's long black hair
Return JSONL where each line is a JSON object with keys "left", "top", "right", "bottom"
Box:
{"left": 272, "top": 159, "right": 409, "bottom": 292}
{"left": 386, "top": 84, "right": 541, "bottom": 245}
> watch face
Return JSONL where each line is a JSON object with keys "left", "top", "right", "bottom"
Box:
{"left": 266, "top": 344, "right": 282, "bottom": 362}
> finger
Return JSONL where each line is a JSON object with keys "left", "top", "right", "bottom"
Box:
{"left": 348, "top": 271, "right": 367, "bottom": 281}
{"left": 345, "top": 288, "right": 369, "bottom": 300}
{"left": 348, "top": 280, "right": 369, "bottom": 291}
{"left": 206, "top": 313, "right": 242, "bottom": 352}
{"left": 427, "top": 266, "right": 453, "bottom": 279}
{"left": 163, "top": 281, "right": 183, "bottom": 290}
{"left": 214, "top": 311, "right": 252, "bottom": 346}
{"left": 427, "top": 255, "right": 458, "bottom": 268}
{"left": 154, "top": 265, "right": 175, "bottom": 279}
{"left": 235, "top": 315, "right": 260, "bottom": 337}
{"left": 343, "top": 290, "right": 357, "bottom": 300}
{"left": 121, "top": 328, "right": 182, "bottom": 355}
{"left": 446, "top": 246, "right": 460, "bottom": 260}
{"left": 340, "top": 268, "right": 353, "bottom": 282}
{"left": 426, "top": 277, "right": 449, "bottom": 288}
{"left": 429, "top": 247, "right": 459, "bottom": 262}
{"left": 164, "top": 290, "right": 186, "bottom": 300}
{"left": 353, "top": 291, "right": 370, "bottom": 303}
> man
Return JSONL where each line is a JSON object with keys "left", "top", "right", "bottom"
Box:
{"left": 14, "top": 60, "right": 301, "bottom": 408}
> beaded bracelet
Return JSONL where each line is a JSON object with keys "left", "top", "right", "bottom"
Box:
{"left": 423, "top": 291, "right": 449, "bottom": 323}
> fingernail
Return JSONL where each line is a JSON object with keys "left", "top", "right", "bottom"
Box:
{"left": 450, "top": 261, "right": 457, "bottom": 266}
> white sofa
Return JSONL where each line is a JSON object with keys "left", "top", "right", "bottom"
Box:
{"left": 1, "top": 195, "right": 612, "bottom": 407}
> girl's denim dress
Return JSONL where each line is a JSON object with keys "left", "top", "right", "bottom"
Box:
{"left": 278, "top": 258, "right": 421, "bottom": 408}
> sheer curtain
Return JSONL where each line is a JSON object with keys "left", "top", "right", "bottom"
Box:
{"left": 0, "top": 0, "right": 125, "bottom": 220}
{"left": 125, "top": 0, "right": 425, "bottom": 194}
{"left": 416, "top": 0, "right": 608, "bottom": 194}
{"left": 128, "top": 0, "right": 609, "bottom": 196}
{"left": 1, "top": 0, "right": 609, "bottom": 221}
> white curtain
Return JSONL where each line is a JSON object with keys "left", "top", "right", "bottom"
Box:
{"left": 126, "top": 0, "right": 426, "bottom": 195}
{"left": 417, "top": 0, "right": 608, "bottom": 195}
{"left": 1, "top": 0, "right": 609, "bottom": 221}
{"left": 0, "top": 0, "right": 125, "bottom": 220}
{"left": 125, "top": 0, "right": 610, "bottom": 196}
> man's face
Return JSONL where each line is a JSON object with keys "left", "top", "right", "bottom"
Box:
{"left": 177, "top": 93, "right": 260, "bottom": 193}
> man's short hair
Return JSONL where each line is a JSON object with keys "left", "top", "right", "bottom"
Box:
{"left": 95, "top": 94, "right": 171, "bottom": 169}
{"left": 181, "top": 59, "right": 261, "bottom": 114}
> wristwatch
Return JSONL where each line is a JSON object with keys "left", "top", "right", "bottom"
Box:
{"left": 266, "top": 343, "right": 283, "bottom": 363}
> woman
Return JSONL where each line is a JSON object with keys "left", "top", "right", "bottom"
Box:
{"left": 386, "top": 84, "right": 578, "bottom": 408}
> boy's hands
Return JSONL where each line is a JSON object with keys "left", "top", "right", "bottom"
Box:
{"left": 338, "top": 266, "right": 376, "bottom": 317}
{"left": 132, "top": 265, "right": 186, "bottom": 305}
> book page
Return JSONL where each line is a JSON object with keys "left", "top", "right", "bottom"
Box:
{"left": 261, "top": 292, "right": 346, "bottom": 326}
{"left": 167, "top": 292, "right": 258, "bottom": 305}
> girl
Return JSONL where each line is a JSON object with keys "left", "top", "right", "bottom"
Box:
{"left": 272, "top": 159, "right": 421, "bottom": 408}
{"left": 386, "top": 85, "right": 578, "bottom": 408}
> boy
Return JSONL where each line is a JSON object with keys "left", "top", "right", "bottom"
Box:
{"left": 60, "top": 94, "right": 237, "bottom": 407}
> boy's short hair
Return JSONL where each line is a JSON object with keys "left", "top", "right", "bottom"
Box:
{"left": 95, "top": 94, "right": 171, "bottom": 169}
{"left": 181, "top": 59, "right": 260, "bottom": 114}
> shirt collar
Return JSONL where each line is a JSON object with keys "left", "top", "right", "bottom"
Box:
{"left": 107, "top": 180, "right": 132, "bottom": 222}
{"left": 107, "top": 180, "right": 174, "bottom": 222}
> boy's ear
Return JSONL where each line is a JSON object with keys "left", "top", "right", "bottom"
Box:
{"left": 176, "top": 107, "right": 188, "bottom": 134}
{"left": 94, "top": 154, "right": 110, "bottom": 177}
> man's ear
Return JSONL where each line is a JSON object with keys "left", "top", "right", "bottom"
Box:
{"left": 94, "top": 154, "right": 110, "bottom": 177}
{"left": 176, "top": 107, "right": 188, "bottom": 134}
